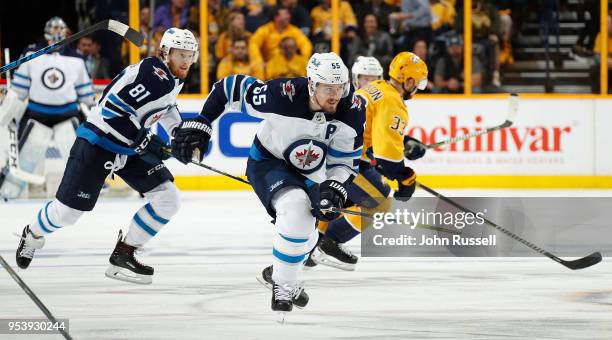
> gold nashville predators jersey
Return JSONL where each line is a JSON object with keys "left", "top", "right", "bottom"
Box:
{"left": 357, "top": 79, "right": 408, "bottom": 164}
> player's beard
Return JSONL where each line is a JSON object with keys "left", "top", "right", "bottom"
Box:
{"left": 402, "top": 83, "right": 417, "bottom": 101}
{"left": 168, "top": 61, "right": 191, "bottom": 79}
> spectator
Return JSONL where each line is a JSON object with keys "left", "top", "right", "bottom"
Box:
{"left": 433, "top": 34, "right": 483, "bottom": 93}
{"left": 235, "top": 0, "right": 275, "bottom": 32}
{"left": 249, "top": 7, "right": 312, "bottom": 64}
{"left": 153, "top": 0, "right": 190, "bottom": 32}
{"left": 217, "top": 37, "right": 265, "bottom": 80}
{"left": 265, "top": 36, "right": 308, "bottom": 79}
{"left": 90, "top": 39, "right": 111, "bottom": 79}
{"left": 471, "top": 0, "right": 502, "bottom": 86}
{"left": 353, "top": 0, "right": 398, "bottom": 32}
{"left": 216, "top": 12, "right": 252, "bottom": 61}
{"left": 430, "top": 0, "right": 456, "bottom": 35}
{"left": 391, "top": 0, "right": 433, "bottom": 51}
{"left": 121, "top": 6, "right": 161, "bottom": 64}
{"left": 354, "top": 13, "right": 393, "bottom": 71}
{"left": 281, "top": 0, "right": 312, "bottom": 36}
{"left": 311, "top": 0, "right": 358, "bottom": 41}
{"left": 412, "top": 39, "right": 434, "bottom": 92}
{"left": 76, "top": 36, "right": 94, "bottom": 75}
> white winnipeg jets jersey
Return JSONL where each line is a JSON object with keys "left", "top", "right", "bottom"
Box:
{"left": 77, "top": 57, "right": 183, "bottom": 155}
{"left": 200, "top": 74, "right": 366, "bottom": 184}
{"left": 11, "top": 51, "right": 94, "bottom": 114}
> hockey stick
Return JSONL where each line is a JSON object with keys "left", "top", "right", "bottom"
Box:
{"left": 189, "top": 160, "right": 459, "bottom": 234}
{"left": 416, "top": 182, "right": 603, "bottom": 270}
{"left": 0, "top": 20, "right": 144, "bottom": 74}
{"left": 425, "top": 93, "right": 519, "bottom": 149}
{"left": 0, "top": 255, "right": 73, "bottom": 340}
{"left": 189, "top": 161, "right": 378, "bottom": 219}
{"left": 2, "top": 48, "right": 45, "bottom": 185}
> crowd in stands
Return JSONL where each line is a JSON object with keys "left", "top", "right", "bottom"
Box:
{"left": 55, "top": 0, "right": 607, "bottom": 94}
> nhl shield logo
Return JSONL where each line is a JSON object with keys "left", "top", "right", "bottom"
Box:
{"left": 283, "top": 139, "right": 327, "bottom": 174}
{"left": 281, "top": 80, "right": 295, "bottom": 102}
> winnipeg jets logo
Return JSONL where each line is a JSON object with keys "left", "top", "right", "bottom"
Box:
{"left": 350, "top": 94, "right": 363, "bottom": 110}
{"left": 152, "top": 66, "right": 169, "bottom": 81}
{"left": 281, "top": 80, "right": 295, "bottom": 102}
{"left": 295, "top": 142, "right": 321, "bottom": 168}
{"left": 283, "top": 139, "right": 327, "bottom": 174}
{"left": 41, "top": 67, "right": 65, "bottom": 90}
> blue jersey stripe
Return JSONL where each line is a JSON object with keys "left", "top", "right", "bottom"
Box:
{"left": 328, "top": 148, "right": 362, "bottom": 158}
{"left": 75, "top": 82, "right": 92, "bottom": 89}
{"left": 108, "top": 93, "right": 137, "bottom": 115}
{"left": 11, "top": 82, "right": 30, "bottom": 90}
{"left": 133, "top": 213, "right": 158, "bottom": 236}
{"left": 272, "top": 248, "right": 307, "bottom": 264}
{"left": 27, "top": 102, "right": 79, "bottom": 114}
{"left": 76, "top": 125, "right": 137, "bottom": 155}
{"left": 144, "top": 204, "right": 169, "bottom": 224}
{"left": 14, "top": 72, "right": 31, "bottom": 81}
{"left": 78, "top": 91, "right": 95, "bottom": 98}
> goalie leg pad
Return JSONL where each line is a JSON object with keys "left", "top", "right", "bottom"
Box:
{"left": 17, "top": 119, "right": 53, "bottom": 174}
{"left": 0, "top": 120, "right": 52, "bottom": 199}
{"left": 51, "top": 117, "right": 79, "bottom": 161}
{"left": 271, "top": 187, "right": 318, "bottom": 285}
{"left": 0, "top": 90, "right": 27, "bottom": 127}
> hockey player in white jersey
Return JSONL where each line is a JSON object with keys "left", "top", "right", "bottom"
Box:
{"left": 171, "top": 52, "right": 366, "bottom": 317}
{"left": 0, "top": 17, "right": 95, "bottom": 198}
{"left": 14, "top": 27, "right": 198, "bottom": 285}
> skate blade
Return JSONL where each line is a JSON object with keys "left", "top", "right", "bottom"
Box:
{"left": 310, "top": 250, "right": 356, "bottom": 271}
{"left": 276, "top": 311, "right": 288, "bottom": 324}
{"left": 105, "top": 265, "right": 152, "bottom": 285}
{"left": 257, "top": 277, "right": 305, "bottom": 310}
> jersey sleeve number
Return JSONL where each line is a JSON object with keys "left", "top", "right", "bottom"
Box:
{"left": 129, "top": 84, "right": 151, "bottom": 102}
{"left": 252, "top": 85, "right": 267, "bottom": 106}
{"left": 390, "top": 116, "right": 406, "bottom": 135}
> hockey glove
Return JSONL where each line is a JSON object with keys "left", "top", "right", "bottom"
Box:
{"left": 404, "top": 135, "right": 426, "bottom": 160}
{"left": 171, "top": 115, "right": 212, "bottom": 164}
{"left": 130, "top": 129, "right": 170, "bottom": 164}
{"left": 316, "top": 180, "right": 349, "bottom": 221}
{"left": 393, "top": 167, "right": 416, "bottom": 202}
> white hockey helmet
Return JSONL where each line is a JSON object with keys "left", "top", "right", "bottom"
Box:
{"left": 351, "top": 56, "right": 383, "bottom": 89}
{"left": 44, "top": 17, "right": 67, "bottom": 44}
{"left": 159, "top": 28, "right": 199, "bottom": 63}
{"left": 306, "top": 52, "right": 350, "bottom": 98}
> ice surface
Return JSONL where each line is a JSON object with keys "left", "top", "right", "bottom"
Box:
{"left": 1, "top": 190, "right": 611, "bottom": 339}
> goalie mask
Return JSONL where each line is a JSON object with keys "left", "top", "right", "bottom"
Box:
{"left": 44, "top": 17, "right": 67, "bottom": 44}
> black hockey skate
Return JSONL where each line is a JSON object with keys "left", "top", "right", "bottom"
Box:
{"left": 310, "top": 235, "right": 358, "bottom": 271}
{"left": 105, "top": 230, "right": 153, "bottom": 285}
{"left": 15, "top": 225, "right": 45, "bottom": 269}
{"left": 257, "top": 265, "right": 309, "bottom": 308}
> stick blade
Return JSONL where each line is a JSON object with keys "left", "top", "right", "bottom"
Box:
{"left": 107, "top": 20, "right": 145, "bottom": 47}
{"left": 561, "top": 251, "right": 602, "bottom": 270}
{"left": 124, "top": 27, "right": 145, "bottom": 47}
